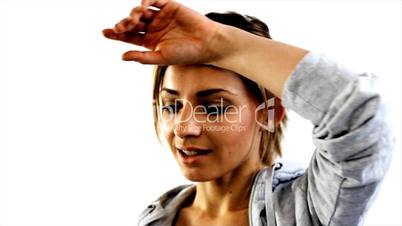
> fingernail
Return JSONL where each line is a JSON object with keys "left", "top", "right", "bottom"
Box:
{"left": 122, "top": 54, "right": 129, "bottom": 61}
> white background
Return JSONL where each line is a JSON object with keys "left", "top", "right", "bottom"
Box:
{"left": 0, "top": 0, "right": 401, "bottom": 225}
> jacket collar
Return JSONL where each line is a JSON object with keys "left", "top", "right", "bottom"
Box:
{"left": 248, "top": 167, "right": 270, "bottom": 226}
{"left": 138, "top": 169, "right": 270, "bottom": 226}
{"left": 138, "top": 184, "right": 196, "bottom": 226}
{"left": 138, "top": 163, "right": 304, "bottom": 226}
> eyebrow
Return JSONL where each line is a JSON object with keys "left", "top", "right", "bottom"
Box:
{"left": 160, "top": 88, "right": 238, "bottom": 97}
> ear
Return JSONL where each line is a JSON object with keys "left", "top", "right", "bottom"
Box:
{"left": 274, "top": 98, "right": 285, "bottom": 127}
{"left": 256, "top": 97, "right": 285, "bottom": 131}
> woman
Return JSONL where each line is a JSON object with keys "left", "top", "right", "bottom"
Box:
{"left": 102, "top": 0, "right": 393, "bottom": 225}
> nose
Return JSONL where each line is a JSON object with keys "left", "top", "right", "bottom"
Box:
{"left": 174, "top": 102, "right": 202, "bottom": 138}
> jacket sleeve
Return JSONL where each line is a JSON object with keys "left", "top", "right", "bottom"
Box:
{"left": 281, "top": 52, "right": 394, "bottom": 225}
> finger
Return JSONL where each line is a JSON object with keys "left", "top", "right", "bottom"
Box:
{"left": 103, "top": 29, "right": 145, "bottom": 45}
{"left": 113, "top": 14, "right": 149, "bottom": 33}
{"left": 114, "top": 6, "right": 146, "bottom": 34}
{"left": 141, "top": 8, "right": 158, "bottom": 21}
{"left": 113, "top": 17, "right": 132, "bottom": 33}
{"left": 141, "top": 0, "right": 170, "bottom": 9}
{"left": 103, "top": 28, "right": 116, "bottom": 38}
{"left": 128, "top": 6, "right": 146, "bottom": 26}
{"left": 127, "top": 6, "right": 157, "bottom": 26}
{"left": 122, "top": 50, "right": 166, "bottom": 65}
{"left": 122, "top": 19, "right": 148, "bottom": 33}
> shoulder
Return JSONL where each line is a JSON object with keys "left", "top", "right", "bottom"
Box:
{"left": 271, "top": 162, "right": 306, "bottom": 190}
{"left": 251, "top": 162, "right": 305, "bottom": 194}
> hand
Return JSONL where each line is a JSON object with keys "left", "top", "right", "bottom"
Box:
{"left": 102, "top": 0, "right": 222, "bottom": 65}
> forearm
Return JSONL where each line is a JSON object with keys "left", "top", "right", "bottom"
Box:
{"left": 210, "top": 24, "right": 308, "bottom": 98}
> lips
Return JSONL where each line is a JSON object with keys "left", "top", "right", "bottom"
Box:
{"left": 175, "top": 146, "right": 212, "bottom": 157}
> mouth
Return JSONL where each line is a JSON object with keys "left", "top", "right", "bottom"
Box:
{"left": 177, "top": 148, "right": 211, "bottom": 157}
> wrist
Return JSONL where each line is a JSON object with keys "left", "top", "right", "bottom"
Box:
{"left": 207, "top": 24, "right": 244, "bottom": 70}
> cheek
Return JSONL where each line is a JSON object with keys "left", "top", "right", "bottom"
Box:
{"left": 225, "top": 105, "right": 256, "bottom": 133}
{"left": 159, "top": 120, "right": 175, "bottom": 146}
{"left": 232, "top": 110, "right": 256, "bottom": 141}
{"left": 210, "top": 108, "right": 257, "bottom": 153}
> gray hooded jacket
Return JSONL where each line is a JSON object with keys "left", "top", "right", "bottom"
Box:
{"left": 138, "top": 52, "right": 394, "bottom": 226}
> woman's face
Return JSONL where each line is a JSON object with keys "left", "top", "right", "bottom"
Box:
{"left": 160, "top": 65, "right": 263, "bottom": 181}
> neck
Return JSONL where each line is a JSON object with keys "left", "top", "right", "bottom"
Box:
{"left": 192, "top": 162, "right": 263, "bottom": 217}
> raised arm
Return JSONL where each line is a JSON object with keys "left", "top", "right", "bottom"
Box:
{"left": 102, "top": 0, "right": 307, "bottom": 98}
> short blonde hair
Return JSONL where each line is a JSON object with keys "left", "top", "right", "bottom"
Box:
{"left": 151, "top": 12, "right": 287, "bottom": 166}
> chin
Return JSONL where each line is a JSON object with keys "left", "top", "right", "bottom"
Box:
{"left": 181, "top": 168, "right": 217, "bottom": 182}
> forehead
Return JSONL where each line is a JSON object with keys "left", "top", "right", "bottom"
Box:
{"left": 162, "top": 65, "right": 246, "bottom": 96}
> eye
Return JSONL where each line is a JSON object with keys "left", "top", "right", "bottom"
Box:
{"left": 161, "top": 102, "right": 183, "bottom": 114}
{"left": 205, "top": 104, "right": 229, "bottom": 115}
